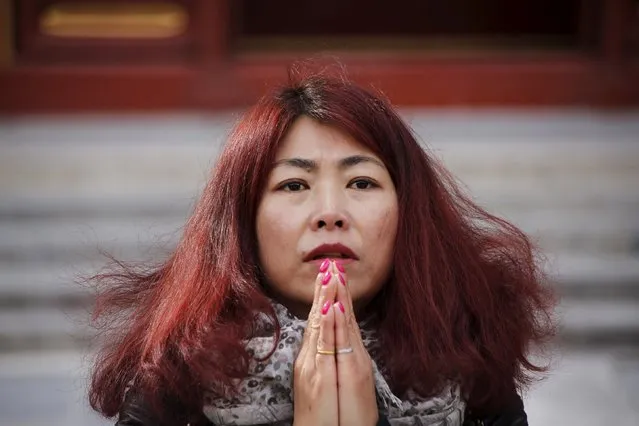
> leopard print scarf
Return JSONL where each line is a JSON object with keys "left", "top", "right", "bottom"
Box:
{"left": 203, "top": 301, "right": 465, "bottom": 425}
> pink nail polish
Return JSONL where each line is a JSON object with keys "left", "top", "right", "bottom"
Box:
{"left": 321, "top": 301, "right": 331, "bottom": 315}
{"left": 337, "top": 301, "right": 345, "bottom": 313}
{"left": 322, "top": 271, "right": 332, "bottom": 285}
{"left": 338, "top": 273, "right": 346, "bottom": 286}
{"left": 319, "top": 258, "right": 330, "bottom": 273}
{"left": 335, "top": 260, "right": 345, "bottom": 273}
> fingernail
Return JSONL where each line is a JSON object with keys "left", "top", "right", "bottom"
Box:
{"left": 319, "top": 258, "right": 330, "bottom": 273}
{"left": 321, "top": 301, "right": 331, "bottom": 315}
{"left": 337, "top": 301, "right": 345, "bottom": 313}
{"left": 322, "top": 271, "right": 332, "bottom": 285}
{"left": 338, "top": 273, "right": 346, "bottom": 286}
{"left": 334, "top": 260, "right": 345, "bottom": 273}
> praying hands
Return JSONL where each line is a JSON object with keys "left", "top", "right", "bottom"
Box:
{"left": 293, "top": 259, "right": 380, "bottom": 426}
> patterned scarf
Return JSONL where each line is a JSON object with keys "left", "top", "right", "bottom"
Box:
{"left": 203, "top": 301, "right": 465, "bottom": 425}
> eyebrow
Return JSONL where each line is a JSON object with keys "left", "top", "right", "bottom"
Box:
{"left": 272, "top": 155, "right": 385, "bottom": 171}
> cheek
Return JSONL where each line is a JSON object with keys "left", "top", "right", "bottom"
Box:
{"left": 353, "top": 205, "right": 397, "bottom": 303}
{"left": 358, "top": 203, "right": 397, "bottom": 282}
{"left": 370, "top": 206, "right": 398, "bottom": 282}
{"left": 373, "top": 205, "right": 399, "bottom": 246}
{"left": 256, "top": 201, "right": 304, "bottom": 267}
{"left": 257, "top": 204, "right": 287, "bottom": 249}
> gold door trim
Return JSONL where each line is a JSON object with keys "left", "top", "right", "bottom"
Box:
{"left": 40, "top": 2, "right": 188, "bottom": 39}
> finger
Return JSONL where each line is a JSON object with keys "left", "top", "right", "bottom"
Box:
{"left": 299, "top": 270, "right": 326, "bottom": 362}
{"left": 305, "top": 271, "right": 327, "bottom": 335}
{"left": 301, "top": 269, "right": 337, "bottom": 360}
{"left": 304, "top": 259, "right": 335, "bottom": 338}
{"left": 333, "top": 299, "right": 352, "bottom": 362}
{"left": 312, "top": 258, "right": 332, "bottom": 308}
{"left": 334, "top": 262, "right": 364, "bottom": 347}
{"left": 316, "top": 296, "right": 336, "bottom": 368}
{"left": 332, "top": 260, "right": 353, "bottom": 354}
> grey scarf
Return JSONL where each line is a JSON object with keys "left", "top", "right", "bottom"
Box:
{"left": 203, "top": 301, "right": 465, "bottom": 425}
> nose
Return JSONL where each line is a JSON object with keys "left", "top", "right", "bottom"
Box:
{"left": 313, "top": 213, "right": 347, "bottom": 231}
{"left": 310, "top": 188, "right": 350, "bottom": 231}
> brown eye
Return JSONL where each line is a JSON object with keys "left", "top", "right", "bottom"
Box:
{"left": 349, "top": 179, "right": 377, "bottom": 190}
{"left": 280, "top": 181, "right": 307, "bottom": 192}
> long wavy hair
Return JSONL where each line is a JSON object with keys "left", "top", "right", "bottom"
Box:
{"left": 89, "top": 72, "right": 555, "bottom": 421}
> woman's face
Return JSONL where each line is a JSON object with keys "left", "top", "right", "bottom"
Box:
{"left": 256, "top": 116, "right": 398, "bottom": 318}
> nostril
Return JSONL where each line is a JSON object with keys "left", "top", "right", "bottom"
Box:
{"left": 335, "top": 220, "right": 343, "bottom": 228}
{"left": 317, "top": 220, "right": 327, "bottom": 228}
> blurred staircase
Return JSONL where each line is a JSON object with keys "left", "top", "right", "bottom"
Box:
{"left": 0, "top": 111, "right": 638, "bottom": 352}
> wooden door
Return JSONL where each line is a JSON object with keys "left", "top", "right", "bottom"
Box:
{"left": 1, "top": 0, "right": 638, "bottom": 112}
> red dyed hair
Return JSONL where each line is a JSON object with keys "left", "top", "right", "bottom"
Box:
{"left": 89, "top": 71, "right": 555, "bottom": 421}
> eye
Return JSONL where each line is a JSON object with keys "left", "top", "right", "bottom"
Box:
{"left": 349, "top": 178, "right": 378, "bottom": 190}
{"left": 278, "top": 181, "right": 308, "bottom": 192}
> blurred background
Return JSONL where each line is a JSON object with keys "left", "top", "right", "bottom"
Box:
{"left": 1, "top": 1, "right": 639, "bottom": 425}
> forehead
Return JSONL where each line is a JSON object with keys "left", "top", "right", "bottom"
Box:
{"left": 276, "top": 116, "right": 375, "bottom": 160}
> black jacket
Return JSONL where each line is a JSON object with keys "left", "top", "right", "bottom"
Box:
{"left": 115, "top": 389, "right": 528, "bottom": 426}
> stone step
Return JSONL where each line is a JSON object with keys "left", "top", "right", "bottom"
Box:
{"left": 2, "top": 196, "right": 638, "bottom": 232}
{"left": 2, "top": 112, "right": 637, "bottom": 140}
{"left": 548, "top": 254, "right": 639, "bottom": 286}
{"left": 0, "top": 253, "right": 638, "bottom": 304}
{"left": 430, "top": 140, "right": 639, "bottom": 173}
{"left": 0, "top": 307, "right": 88, "bottom": 338}
{"left": 3, "top": 111, "right": 638, "bottom": 145}
{"left": 0, "top": 217, "right": 184, "bottom": 259}
{"left": 558, "top": 300, "right": 639, "bottom": 346}
{"left": 1, "top": 158, "right": 636, "bottom": 199}
{"left": 403, "top": 110, "right": 639, "bottom": 142}
{"left": 2, "top": 171, "right": 638, "bottom": 207}
{"left": 1, "top": 208, "right": 636, "bottom": 262}
{"left": 0, "top": 308, "right": 92, "bottom": 351}
{"left": 1, "top": 119, "right": 638, "bottom": 199}
{"left": 0, "top": 243, "right": 639, "bottom": 291}
{"left": 465, "top": 175, "right": 639, "bottom": 208}
{"left": 0, "top": 265, "right": 89, "bottom": 299}
{"left": 3, "top": 347, "right": 639, "bottom": 426}
{"left": 0, "top": 194, "right": 191, "bottom": 219}
{"left": 559, "top": 299, "right": 639, "bottom": 332}
{"left": 1, "top": 297, "right": 639, "bottom": 351}
{"left": 0, "top": 248, "right": 637, "bottom": 303}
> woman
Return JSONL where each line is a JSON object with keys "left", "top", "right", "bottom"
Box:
{"left": 89, "top": 72, "right": 555, "bottom": 426}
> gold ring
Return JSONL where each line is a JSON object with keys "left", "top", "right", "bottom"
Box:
{"left": 317, "top": 348, "right": 336, "bottom": 355}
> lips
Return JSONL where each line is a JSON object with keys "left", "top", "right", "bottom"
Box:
{"left": 303, "top": 243, "right": 359, "bottom": 262}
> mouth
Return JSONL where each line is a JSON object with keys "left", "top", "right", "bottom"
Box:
{"left": 303, "top": 243, "right": 359, "bottom": 262}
